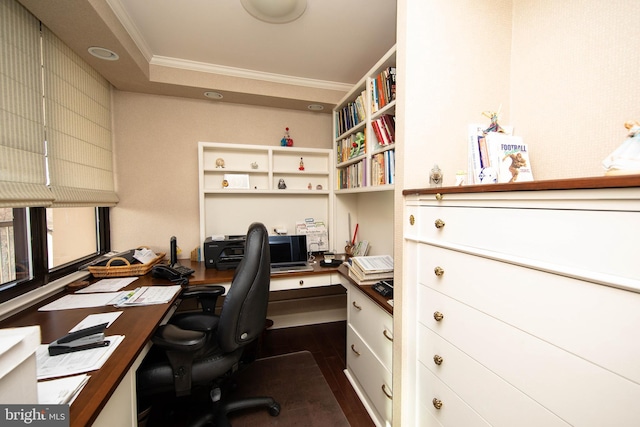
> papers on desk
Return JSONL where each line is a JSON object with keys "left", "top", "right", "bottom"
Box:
{"left": 69, "top": 312, "right": 122, "bottom": 332}
{"left": 75, "top": 277, "right": 137, "bottom": 293}
{"left": 113, "top": 285, "right": 181, "bottom": 307}
{"left": 38, "top": 374, "right": 89, "bottom": 405}
{"left": 36, "top": 335, "right": 124, "bottom": 380}
{"left": 38, "top": 285, "right": 182, "bottom": 311}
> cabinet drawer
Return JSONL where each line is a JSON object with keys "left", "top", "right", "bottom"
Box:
{"left": 348, "top": 284, "right": 393, "bottom": 369}
{"left": 418, "top": 244, "right": 640, "bottom": 384}
{"left": 418, "top": 324, "right": 569, "bottom": 427}
{"left": 347, "top": 325, "right": 392, "bottom": 425}
{"left": 269, "top": 273, "right": 336, "bottom": 291}
{"left": 411, "top": 205, "right": 639, "bottom": 280}
{"left": 417, "top": 363, "right": 491, "bottom": 427}
{"left": 418, "top": 284, "right": 640, "bottom": 426}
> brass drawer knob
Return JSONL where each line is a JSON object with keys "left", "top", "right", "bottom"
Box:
{"left": 433, "top": 354, "right": 443, "bottom": 365}
{"left": 435, "top": 193, "right": 443, "bottom": 201}
{"left": 434, "top": 219, "right": 445, "bottom": 229}
{"left": 434, "top": 266, "right": 444, "bottom": 277}
{"left": 299, "top": 280, "right": 304, "bottom": 286}
{"left": 433, "top": 311, "right": 444, "bottom": 321}
{"left": 409, "top": 214, "right": 415, "bottom": 225}
{"left": 432, "top": 398, "right": 443, "bottom": 409}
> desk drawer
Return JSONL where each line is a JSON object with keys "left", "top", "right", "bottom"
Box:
{"left": 269, "top": 272, "right": 336, "bottom": 291}
{"left": 418, "top": 324, "right": 569, "bottom": 427}
{"left": 418, "top": 284, "right": 640, "bottom": 426}
{"left": 411, "top": 205, "right": 639, "bottom": 280}
{"left": 348, "top": 284, "right": 393, "bottom": 369}
{"left": 417, "top": 363, "right": 490, "bottom": 427}
{"left": 347, "top": 325, "right": 392, "bottom": 425}
{"left": 418, "top": 244, "right": 640, "bottom": 384}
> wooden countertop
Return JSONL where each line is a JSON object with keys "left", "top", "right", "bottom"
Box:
{"left": 337, "top": 264, "right": 393, "bottom": 316}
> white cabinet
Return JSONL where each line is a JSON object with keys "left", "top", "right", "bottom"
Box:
{"left": 198, "top": 142, "right": 332, "bottom": 244}
{"left": 403, "top": 186, "right": 640, "bottom": 427}
{"left": 344, "top": 282, "right": 393, "bottom": 427}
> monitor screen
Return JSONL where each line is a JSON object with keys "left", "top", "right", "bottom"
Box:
{"left": 268, "top": 235, "right": 308, "bottom": 265}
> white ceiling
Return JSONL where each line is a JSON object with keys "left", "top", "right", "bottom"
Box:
{"left": 17, "top": 0, "right": 397, "bottom": 111}
{"left": 112, "top": 0, "right": 397, "bottom": 85}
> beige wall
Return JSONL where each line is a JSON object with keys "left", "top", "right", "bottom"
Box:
{"left": 110, "top": 91, "right": 333, "bottom": 256}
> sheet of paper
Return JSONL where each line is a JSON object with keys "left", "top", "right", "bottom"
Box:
{"left": 116, "top": 285, "right": 181, "bottom": 307}
{"left": 68, "top": 312, "right": 123, "bottom": 333}
{"left": 37, "top": 374, "right": 90, "bottom": 404}
{"left": 134, "top": 248, "right": 158, "bottom": 264}
{"left": 38, "top": 293, "right": 123, "bottom": 311}
{"left": 36, "top": 335, "right": 124, "bottom": 380}
{"left": 75, "top": 277, "right": 138, "bottom": 293}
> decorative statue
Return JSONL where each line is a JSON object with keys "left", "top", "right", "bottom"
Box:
{"left": 602, "top": 120, "right": 640, "bottom": 175}
{"left": 281, "top": 127, "right": 294, "bottom": 147}
{"left": 215, "top": 158, "right": 225, "bottom": 168}
{"left": 277, "top": 178, "right": 287, "bottom": 189}
{"left": 299, "top": 157, "right": 305, "bottom": 171}
{"left": 430, "top": 164, "right": 443, "bottom": 187}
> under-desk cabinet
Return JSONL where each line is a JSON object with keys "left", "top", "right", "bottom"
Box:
{"left": 342, "top": 280, "right": 393, "bottom": 426}
{"left": 403, "top": 184, "right": 640, "bottom": 427}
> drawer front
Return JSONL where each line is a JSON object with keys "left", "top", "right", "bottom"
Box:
{"left": 348, "top": 284, "right": 393, "bottom": 369}
{"left": 270, "top": 272, "right": 336, "bottom": 291}
{"left": 418, "top": 244, "right": 640, "bottom": 384}
{"left": 411, "top": 205, "right": 639, "bottom": 280}
{"left": 417, "top": 363, "right": 491, "bottom": 427}
{"left": 418, "top": 284, "right": 640, "bottom": 426}
{"left": 418, "top": 324, "right": 569, "bottom": 427}
{"left": 347, "top": 325, "right": 393, "bottom": 424}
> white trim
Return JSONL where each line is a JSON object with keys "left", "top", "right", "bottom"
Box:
{"left": 0, "top": 271, "right": 91, "bottom": 322}
{"left": 150, "top": 55, "right": 353, "bottom": 91}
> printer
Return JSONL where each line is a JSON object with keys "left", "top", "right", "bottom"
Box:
{"left": 203, "top": 235, "right": 246, "bottom": 270}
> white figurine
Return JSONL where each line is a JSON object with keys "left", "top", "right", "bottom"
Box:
{"left": 603, "top": 120, "right": 640, "bottom": 175}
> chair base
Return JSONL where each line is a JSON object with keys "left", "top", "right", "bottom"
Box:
{"left": 191, "top": 396, "right": 280, "bottom": 427}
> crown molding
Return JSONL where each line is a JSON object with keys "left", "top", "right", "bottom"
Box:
{"left": 149, "top": 55, "right": 353, "bottom": 92}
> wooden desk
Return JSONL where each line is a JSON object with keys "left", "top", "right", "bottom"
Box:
{"left": 0, "top": 274, "right": 180, "bottom": 427}
{"left": 0, "top": 262, "right": 342, "bottom": 427}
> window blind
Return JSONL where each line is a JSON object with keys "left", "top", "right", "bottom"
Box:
{"left": 0, "top": 0, "right": 53, "bottom": 208}
{"left": 42, "top": 26, "right": 118, "bottom": 207}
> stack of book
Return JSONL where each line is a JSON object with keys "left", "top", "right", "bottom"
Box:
{"left": 348, "top": 255, "right": 394, "bottom": 285}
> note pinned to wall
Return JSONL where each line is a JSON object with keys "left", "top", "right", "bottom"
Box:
{"left": 296, "top": 219, "right": 328, "bottom": 253}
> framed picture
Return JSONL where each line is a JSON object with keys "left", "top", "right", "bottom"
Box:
{"left": 223, "top": 174, "right": 250, "bottom": 189}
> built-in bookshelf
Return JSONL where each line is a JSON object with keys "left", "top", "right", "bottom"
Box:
{"left": 198, "top": 142, "right": 332, "bottom": 245}
{"left": 333, "top": 45, "right": 396, "bottom": 192}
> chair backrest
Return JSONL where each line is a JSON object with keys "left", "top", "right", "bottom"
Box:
{"left": 216, "top": 222, "right": 271, "bottom": 353}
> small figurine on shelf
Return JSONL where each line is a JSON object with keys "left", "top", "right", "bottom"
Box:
{"left": 308, "top": 182, "right": 312, "bottom": 190}
{"left": 430, "top": 164, "right": 443, "bottom": 187}
{"left": 299, "top": 157, "right": 305, "bottom": 171}
{"left": 251, "top": 161, "right": 258, "bottom": 169}
{"left": 602, "top": 120, "right": 640, "bottom": 175}
{"left": 281, "top": 127, "right": 294, "bottom": 147}
{"left": 278, "top": 178, "right": 287, "bottom": 189}
{"left": 215, "top": 158, "right": 225, "bottom": 168}
{"left": 482, "top": 107, "right": 505, "bottom": 134}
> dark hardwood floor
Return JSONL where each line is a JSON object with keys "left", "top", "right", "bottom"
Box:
{"left": 256, "top": 320, "right": 375, "bottom": 427}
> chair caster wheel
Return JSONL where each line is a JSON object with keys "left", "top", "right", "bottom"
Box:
{"left": 268, "top": 403, "right": 281, "bottom": 417}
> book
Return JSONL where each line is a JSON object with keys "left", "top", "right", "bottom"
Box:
{"left": 487, "top": 133, "right": 534, "bottom": 183}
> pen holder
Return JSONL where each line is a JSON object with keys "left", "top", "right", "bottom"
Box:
{"left": 344, "top": 244, "right": 355, "bottom": 259}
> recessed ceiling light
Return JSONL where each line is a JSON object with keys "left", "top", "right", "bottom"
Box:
{"left": 204, "top": 91, "right": 224, "bottom": 100}
{"left": 87, "top": 46, "right": 119, "bottom": 61}
{"left": 240, "top": 0, "right": 307, "bottom": 24}
{"left": 307, "top": 104, "right": 324, "bottom": 111}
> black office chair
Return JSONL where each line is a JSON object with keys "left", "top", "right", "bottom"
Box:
{"left": 137, "top": 222, "right": 280, "bottom": 427}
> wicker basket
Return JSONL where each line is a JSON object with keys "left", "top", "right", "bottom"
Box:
{"left": 88, "top": 250, "right": 166, "bottom": 278}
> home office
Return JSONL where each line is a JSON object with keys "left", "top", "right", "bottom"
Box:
{"left": 2, "top": 0, "right": 640, "bottom": 427}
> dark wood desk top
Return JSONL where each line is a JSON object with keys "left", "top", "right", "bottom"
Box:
{"left": 337, "top": 264, "right": 393, "bottom": 316}
{"left": 0, "top": 274, "right": 179, "bottom": 427}
{"left": 0, "top": 262, "right": 340, "bottom": 426}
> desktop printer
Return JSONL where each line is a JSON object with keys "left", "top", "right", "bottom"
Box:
{"left": 203, "top": 235, "right": 246, "bottom": 270}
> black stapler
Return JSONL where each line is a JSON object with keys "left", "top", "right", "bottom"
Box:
{"left": 48, "top": 322, "right": 110, "bottom": 356}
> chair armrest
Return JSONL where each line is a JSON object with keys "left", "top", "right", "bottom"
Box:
{"left": 152, "top": 324, "right": 206, "bottom": 352}
{"left": 181, "top": 285, "right": 226, "bottom": 313}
